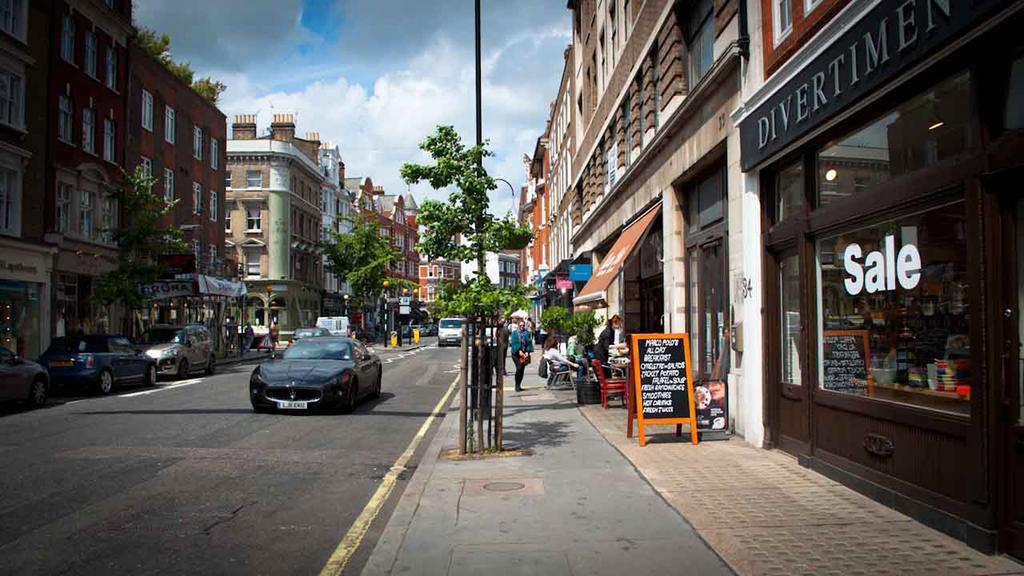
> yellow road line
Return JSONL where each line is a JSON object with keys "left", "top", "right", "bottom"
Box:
{"left": 319, "top": 375, "right": 458, "bottom": 576}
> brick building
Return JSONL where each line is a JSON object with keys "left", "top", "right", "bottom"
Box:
{"left": 44, "top": 0, "right": 133, "bottom": 337}
{"left": 225, "top": 114, "right": 325, "bottom": 337}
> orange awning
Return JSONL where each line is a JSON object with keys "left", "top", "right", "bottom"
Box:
{"left": 574, "top": 203, "right": 661, "bottom": 309}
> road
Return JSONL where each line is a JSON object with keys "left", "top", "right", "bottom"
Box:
{"left": 0, "top": 341, "right": 459, "bottom": 575}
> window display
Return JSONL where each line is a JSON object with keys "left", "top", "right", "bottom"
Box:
{"left": 816, "top": 202, "right": 970, "bottom": 416}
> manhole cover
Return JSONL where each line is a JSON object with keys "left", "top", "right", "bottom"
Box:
{"left": 483, "top": 481, "right": 526, "bottom": 492}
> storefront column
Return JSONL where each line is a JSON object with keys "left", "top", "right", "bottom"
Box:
{"left": 738, "top": 170, "right": 765, "bottom": 447}
{"left": 663, "top": 184, "right": 686, "bottom": 333}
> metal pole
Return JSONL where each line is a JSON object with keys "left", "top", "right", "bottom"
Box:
{"left": 458, "top": 324, "right": 468, "bottom": 455}
{"left": 474, "top": 0, "right": 482, "bottom": 148}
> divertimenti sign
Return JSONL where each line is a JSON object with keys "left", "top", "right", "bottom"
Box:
{"left": 739, "top": 0, "right": 1010, "bottom": 171}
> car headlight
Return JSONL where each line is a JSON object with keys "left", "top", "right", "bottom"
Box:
{"left": 250, "top": 369, "right": 264, "bottom": 386}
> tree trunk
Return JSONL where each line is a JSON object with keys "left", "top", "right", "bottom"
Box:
{"left": 475, "top": 317, "right": 485, "bottom": 453}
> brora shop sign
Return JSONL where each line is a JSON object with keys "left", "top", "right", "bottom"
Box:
{"left": 739, "top": 0, "right": 1008, "bottom": 170}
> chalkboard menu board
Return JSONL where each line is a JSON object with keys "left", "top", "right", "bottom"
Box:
{"left": 822, "top": 330, "right": 870, "bottom": 393}
{"left": 630, "top": 334, "right": 698, "bottom": 447}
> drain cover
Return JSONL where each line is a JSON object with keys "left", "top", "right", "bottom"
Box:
{"left": 483, "top": 481, "right": 526, "bottom": 492}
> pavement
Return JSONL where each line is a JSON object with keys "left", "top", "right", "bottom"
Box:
{"left": 582, "top": 407, "right": 1024, "bottom": 576}
{"left": 0, "top": 343, "right": 461, "bottom": 575}
{"left": 361, "top": 363, "right": 732, "bottom": 576}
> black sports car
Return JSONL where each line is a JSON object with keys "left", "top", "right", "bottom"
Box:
{"left": 249, "top": 337, "right": 382, "bottom": 412}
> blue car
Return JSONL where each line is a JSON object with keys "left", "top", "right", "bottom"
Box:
{"left": 39, "top": 335, "right": 157, "bottom": 395}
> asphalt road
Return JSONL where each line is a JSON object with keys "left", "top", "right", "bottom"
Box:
{"left": 0, "top": 342, "right": 460, "bottom": 576}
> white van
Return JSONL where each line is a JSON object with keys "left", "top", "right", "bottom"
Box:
{"left": 315, "top": 316, "right": 350, "bottom": 337}
{"left": 437, "top": 317, "right": 464, "bottom": 347}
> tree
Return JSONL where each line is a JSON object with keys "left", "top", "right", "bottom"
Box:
{"left": 319, "top": 213, "right": 415, "bottom": 325}
{"left": 541, "top": 307, "right": 571, "bottom": 337}
{"left": 135, "top": 27, "right": 225, "bottom": 105}
{"left": 192, "top": 77, "right": 227, "bottom": 104}
{"left": 401, "top": 126, "right": 533, "bottom": 453}
{"left": 95, "top": 167, "right": 187, "bottom": 333}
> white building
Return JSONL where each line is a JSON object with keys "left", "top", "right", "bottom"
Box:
{"left": 461, "top": 252, "right": 520, "bottom": 288}
{"left": 318, "top": 141, "right": 354, "bottom": 315}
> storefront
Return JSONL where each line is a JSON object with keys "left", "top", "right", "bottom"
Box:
{"left": 737, "top": 0, "right": 1024, "bottom": 557}
{"left": 0, "top": 238, "right": 54, "bottom": 359}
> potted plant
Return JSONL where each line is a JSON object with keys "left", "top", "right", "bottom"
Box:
{"left": 570, "top": 311, "right": 603, "bottom": 404}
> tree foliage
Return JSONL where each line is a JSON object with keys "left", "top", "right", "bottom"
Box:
{"left": 136, "top": 27, "right": 225, "bottom": 104}
{"left": 400, "top": 126, "right": 532, "bottom": 320}
{"left": 541, "top": 307, "right": 571, "bottom": 336}
{"left": 319, "top": 214, "right": 402, "bottom": 307}
{"left": 95, "top": 167, "right": 187, "bottom": 311}
{"left": 570, "top": 311, "right": 603, "bottom": 347}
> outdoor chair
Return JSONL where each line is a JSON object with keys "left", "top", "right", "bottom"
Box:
{"left": 591, "top": 359, "right": 627, "bottom": 409}
{"left": 546, "top": 359, "right": 573, "bottom": 389}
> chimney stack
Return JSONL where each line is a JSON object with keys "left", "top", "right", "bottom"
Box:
{"left": 270, "top": 113, "right": 296, "bottom": 142}
{"left": 305, "top": 131, "right": 321, "bottom": 145}
{"left": 232, "top": 114, "right": 257, "bottom": 140}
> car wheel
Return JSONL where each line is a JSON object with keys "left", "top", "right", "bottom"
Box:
{"left": 251, "top": 401, "right": 270, "bottom": 413}
{"left": 345, "top": 380, "right": 358, "bottom": 412}
{"left": 95, "top": 369, "right": 114, "bottom": 395}
{"left": 370, "top": 372, "right": 382, "bottom": 399}
{"left": 28, "top": 378, "right": 47, "bottom": 407}
{"left": 205, "top": 354, "right": 216, "bottom": 375}
{"left": 145, "top": 364, "right": 157, "bottom": 387}
{"left": 177, "top": 359, "right": 190, "bottom": 380}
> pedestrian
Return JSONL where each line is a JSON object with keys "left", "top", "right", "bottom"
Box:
{"left": 542, "top": 334, "right": 585, "bottom": 388}
{"left": 509, "top": 320, "right": 534, "bottom": 392}
{"left": 269, "top": 320, "right": 280, "bottom": 358}
{"left": 595, "top": 314, "right": 627, "bottom": 376}
{"left": 243, "top": 322, "right": 254, "bottom": 353}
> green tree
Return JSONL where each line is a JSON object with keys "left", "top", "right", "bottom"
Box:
{"left": 192, "top": 77, "right": 227, "bottom": 104}
{"left": 541, "top": 307, "right": 571, "bottom": 337}
{"left": 95, "top": 167, "right": 187, "bottom": 332}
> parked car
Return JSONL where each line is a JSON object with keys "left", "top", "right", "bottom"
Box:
{"left": 39, "top": 335, "right": 156, "bottom": 394}
{"left": 0, "top": 347, "right": 49, "bottom": 407}
{"left": 139, "top": 324, "right": 216, "bottom": 380}
{"left": 437, "top": 317, "right": 464, "bottom": 347}
{"left": 288, "top": 327, "right": 331, "bottom": 347}
{"left": 249, "top": 337, "right": 382, "bottom": 413}
{"left": 424, "top": 324, "right": 438, "bottom": 337}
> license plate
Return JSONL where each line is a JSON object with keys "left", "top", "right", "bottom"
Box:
{"left": 50, "top": 360, "right": 73, "bottom": 368}
{"left": 276, "top": 401, "right": 308, "bottom": 410}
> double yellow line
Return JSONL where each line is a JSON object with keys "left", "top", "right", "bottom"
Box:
{"left": 319, "top": 375, "right": 458, "bottom": 576}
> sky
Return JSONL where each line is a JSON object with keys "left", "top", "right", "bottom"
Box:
{"left": 133, "top": 0, "right": 572, "bottom": 217}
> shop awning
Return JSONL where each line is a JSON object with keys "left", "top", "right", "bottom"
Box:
{"left": 573, "top": 203, "right": 661, "bottom": 310}
{"left": 197, "top": 275, "right": 247, "bottom": 298}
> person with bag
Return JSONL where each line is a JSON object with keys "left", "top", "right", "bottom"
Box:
{"left": 509, "top": 320, "right": 534, "bottom": 392}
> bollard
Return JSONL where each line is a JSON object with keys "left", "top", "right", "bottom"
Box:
{"left": 390, "top": 331, "right": 398, "bottom": 347}
{"left": 413, "top": 328, "right": 420, "bottom": 344}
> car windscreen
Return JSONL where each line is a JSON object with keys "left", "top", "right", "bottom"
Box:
{"left": 282, "top": 339, "right": 353, "bottom": 360}
{"left": 44, "top": 337, "right": 109, "bottom": 354}
{"left": 439, "top": 319, "right": 462, "bottom": 329}
{"left": 140, "top": 328, "right": 184, "bottom": 345}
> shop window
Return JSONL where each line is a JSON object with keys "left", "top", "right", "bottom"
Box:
{"left": 0, "top": 280, "right": 40, "bottom": 358}
{"left": 686, "top": 168, "right": 724, "bottom": 233}
{"left": 780, "top": 254, "right": 801, "bottom": 385}
{"left": 774, "top": 161, "right": 803, "bottom": 223}
{"left": 1005, "top": 53, "right": 1024, "bottom": 131}
{"left": 1018, "top": 197, "right": 1024, "bottom": 425}
{"left": 817, "top": 72, "right": 975, "bottom": 208}
{"left": 816, "top": 201, "right": 970, "bottom": 416}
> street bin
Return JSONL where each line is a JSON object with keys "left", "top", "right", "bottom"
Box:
{"left": 413, "top": 328, "right": 420, "bottom": 344}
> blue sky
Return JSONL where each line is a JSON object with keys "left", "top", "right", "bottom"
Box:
{"left": 133, "top": 0, "right": 571, "bottom": 216}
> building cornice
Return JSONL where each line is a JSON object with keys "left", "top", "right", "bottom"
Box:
{"left": 227, "top": 140, "right": 325, "bottom": 181}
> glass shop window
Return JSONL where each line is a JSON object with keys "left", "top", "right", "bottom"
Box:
{"left": 817, "top": 72, "right": 975, "bottom": 208}
{"left": 816, "top": 201, "right": 970, "bottom": 417}
{"left": 774, "top": 161, "right": 803, "bottom": 224}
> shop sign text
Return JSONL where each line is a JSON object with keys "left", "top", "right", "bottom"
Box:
{"left": 843, "top": 235, "right": 921, "bottom": 295}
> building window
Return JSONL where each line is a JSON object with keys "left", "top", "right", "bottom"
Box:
{"left": 0, "top": 164, "right": 19, "bottom": 235}
{"left": 804, "top": 0, "right": 823, "bottom": 15}
{"left": 650, "top": 45, "right": 661, "bottom": 129}
{"left": 164, "top": 168, "right": 174, "bottom": 203}
{"left": 61, "top": 14, "right": 74, "bottom": 63}
{"left": 225, "top": 172, "right": 232, "bottom": 189}
{"left": 0, "top": 68, "right": 23, "bottom": 129}
{"left": 103, "top": 118, "right": 115, "bottom": 161}
{"left": 193, "top": 126, "right": 203, "bottom": 160}
{"left": 684, "top": 0, "right": 714, "bottom": 85}
{"left": 84, "top": 31, "right": 97, "bottom": 77}
{"left": 0, "top": 0, "right": 26, "bottom": 41}
{"left": 245, "top": 251, "right": 260, "bottom": 277}
{"left": 209, "top": 245, "right": 217, "bottom": 267}
{"left": 139, "top": 156, "right": 152, "bottom": 189}
{"left": 622, "top": 92, "right": 632, "bottom": 166}
{"left": 56, "top": 182, "right": 72, "bottom": 233}
{"left": 225, "top": 211, "right": 231, "bottom": 232}
{"left": 141, "top": 90, "right": 153, "bottom": 131}
{"left": 780, "top": 254, "right": 801, "bottom": 385}
{"left": 773, "top": 0, "right": 793, "bottom": 45}
{"left": 686, "top": 167, "right": 725, "bottom": 233}
{"left": 193, "top": 239, "right": 201, "bottom": 268}
{"left": 165, "top": 107, "right": 175, "bottom": 144}
{"left": 816, "top": 202, "right": 970, "bottom": 417}
{"left": 100, "top": 193, "right": 114, "bottom": 243}
{"left": 81, "top": 108, "right": 95, "bottom": 154}
{"left": 246, "top": 170, "right": 262, "bottom": 188}
{"left": 58, "top": 95, "right": 73, "bottom": 143}
{"left": 79, "top": 189, "right": 93, "bottom": 240}
{"left": 245, "top": 205, "right": 260, "bottom": 231}
{"left": 210, "top": 191, "right": 217, "bottom": 222}
{"left": 192, "top": 182, "right": 201, "bottom": 215}
{"left": 211, "top": 138, "right": 219, "bottom": 170}
{"left": 105, "top": 46, "right": 117, "bottom": 90}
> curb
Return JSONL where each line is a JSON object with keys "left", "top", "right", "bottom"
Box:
{"left": 215, "top": 354, "right": 267, "bottom": 368}
{"left": 360, "top": 394, "right": 459, "bottom": 575}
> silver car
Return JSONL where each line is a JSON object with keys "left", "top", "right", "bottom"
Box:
{"left": 0, "top": 347, "right": 48, "bottom": 407}
{"left": 140, "top": 325, "right": 216, "bottom": 379}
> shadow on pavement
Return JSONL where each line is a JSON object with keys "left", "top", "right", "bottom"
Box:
{"left": 501, "top": 419, "right": 573, "bottom": 449}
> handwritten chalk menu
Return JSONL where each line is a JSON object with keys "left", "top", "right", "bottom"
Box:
{"left": 630, "top": 334, "right": 698, "bottom": 447}
{"left": 822, "top": 330, "right": 870, "bottom": 394}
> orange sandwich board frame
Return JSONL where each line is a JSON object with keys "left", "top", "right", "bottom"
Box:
{"left": 630, "top": 333, "right": 698, "bottom": 447}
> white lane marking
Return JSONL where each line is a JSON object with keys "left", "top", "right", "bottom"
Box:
{"left": 117, "top": 379, "right": 203, "bottom": 397}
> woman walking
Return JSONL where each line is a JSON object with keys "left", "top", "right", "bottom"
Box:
{"left": 509, "top": 320, "right": 534, "bottom": 392}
